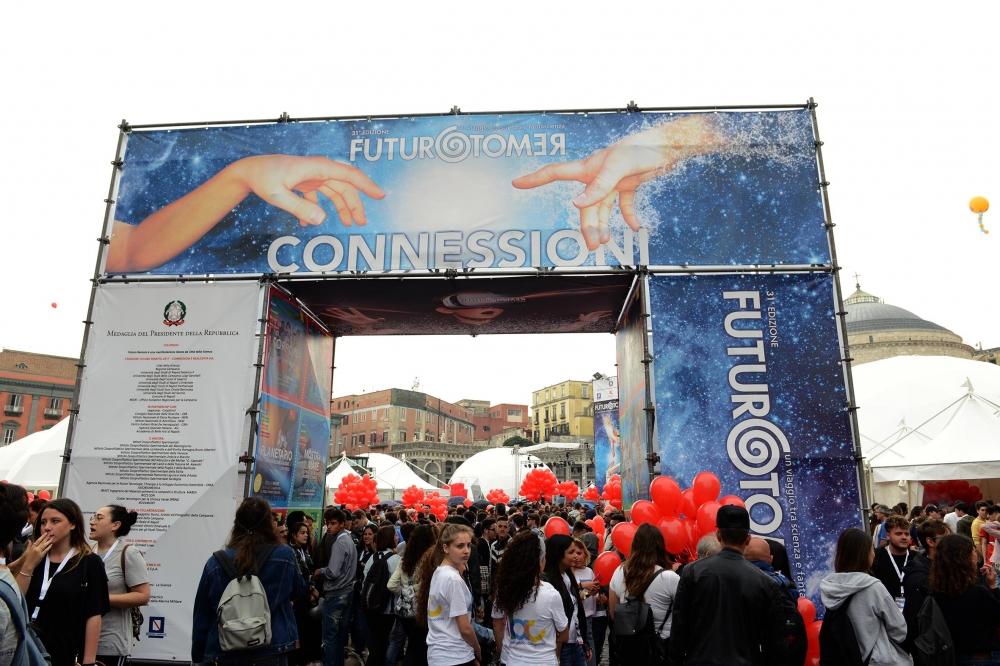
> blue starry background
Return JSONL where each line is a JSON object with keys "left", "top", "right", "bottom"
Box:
{"left": 114, "top": 110, "right": 828, "bottom": 275}
{"left": 647, "top": 273, "right": 862, "bottom": 611}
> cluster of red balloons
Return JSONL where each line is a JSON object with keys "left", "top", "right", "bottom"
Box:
{"left": 555, "top": 480, "right": 579, "bottom": 502}
{"left": 333, "top": 474, "right": 379, "bottom": 509}
{"left": 923, "top": 479, "right": 982, "bottom": 505}
{"left": 602, "top": 475, "right": 622, "bottom": 509}
{"left": 486, "top": 488, "right": 510, "bottom": 505}
{"left": 583, "top": 485, "right": 600, "bottom": 501}
{"left": 421, "top": 491, "right": 449, "bottom": 521}
{"left": 520, "top": 468, "right": 558, "bottom": 502}
{"left": 798, "top": 597, "right": 822, "bottom": 664}
{"left": 0, "top": 482, "right": 52, "bottom": 504}
{"left": 401, "top": 485, "right": 425, "bottom": 508}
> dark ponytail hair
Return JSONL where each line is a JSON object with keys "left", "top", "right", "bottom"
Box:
{"left": 227, "top": 497, "right": 278, "bottom": 574}
{"left": 0, "top": 483, "right": 28, "bottom": 547}
{"left": 105, "top": 504, "right": 139, "bottom": 537}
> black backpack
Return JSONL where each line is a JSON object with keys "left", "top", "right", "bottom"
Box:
{"left": 911, "top": 595, "right": 956, "bottom": 666}
{"left": 819, "top": 591, "right": 874, "bottom": 666}
{"left": 612, "top": 571, "right": 669, "bottom": 661}
{"left": 772, "top": 588, "right": 807, "bottom": 666}
{"left": 361, "top": 552, "right": 393, "bottom": 613}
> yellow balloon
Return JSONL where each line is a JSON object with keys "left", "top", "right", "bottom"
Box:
{"left": 253, "top": 473, "right": 263, "bottom": 493}
{"left": 970, "top": 196, "right": 990, "bottom": 214}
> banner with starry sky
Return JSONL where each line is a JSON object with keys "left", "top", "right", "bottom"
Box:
{"left": 107, "top": 110, "right": 828, "bottom": 275}
{"left": 648, "top": 272, "right": 862, "bottom": 609}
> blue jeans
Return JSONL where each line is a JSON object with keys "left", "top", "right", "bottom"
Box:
{"left": 322, "top": 590, "right": 353, "bottom": 666}
{"left": 560, "top": 642, "right": 588, "bottom": 666}
{"left": 385, "top": 615, "right": 406, "bottom": 665}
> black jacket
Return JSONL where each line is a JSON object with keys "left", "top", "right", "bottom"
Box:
{"left": 901, "top": 550, "right": 931, "bottom": 651}
{"left": 668, "top": 548, "right": 786, "bottom": 666}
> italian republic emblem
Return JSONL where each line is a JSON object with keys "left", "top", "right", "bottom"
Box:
{"left": 163, "top": 300, "right": 187, "bottom": 326}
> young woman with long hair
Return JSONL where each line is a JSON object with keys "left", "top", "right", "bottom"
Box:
{"left": 417, "top": 523, "right": 480, "bottom": 666}
{"left": 191, "top": 496, "right": 306, "bottom": 665}
{"left": 819, "top": 527, "right": 911, "bottom": 666}
{"left": 491, "top": 531, "right": 569, "bottom": 665}
{"left": 607, "top": 524, "right": 678, "bottom": 656}
{"left": 388, "top": 524, "right": 436, "bottom": 666}
{"left": 88, "top": 504, "right": 150, "bottom": 666}
{"left": 16, "top": 497, "right": 110, "bottom": 666}
{"left": 570, "top": 537, "right": 601, "bottom": 666}
{"left": 543, "top": 534, "right": 591, "bottom": 666}
{"left": 287, "top": 518, "right": 320, "bottom": 666}
{"left": 928, "top": 534, "right": 1000, "bottom": 662}
{"left": 364, "top": 525, "right": 401, "bottom": 666}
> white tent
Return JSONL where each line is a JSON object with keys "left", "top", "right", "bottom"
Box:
{"left": 5, "top": 418, "right": 69, "bottom": 491}
{"left": 325, "top": 453, "right": 437, "bottom": 500}
{"left": 854, "top": 356, "right": 1000, "bottom": 503}
{"left": 449, "top": 447, "right": 550, "bottom": 500}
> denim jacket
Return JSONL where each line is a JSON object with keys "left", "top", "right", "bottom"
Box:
{"left": 192, "top": 544, "right": 307, "bottom": 663}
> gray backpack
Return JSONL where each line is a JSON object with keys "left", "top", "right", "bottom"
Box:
{"left": 213, "top": 546, "right": 275, "bottom": 652}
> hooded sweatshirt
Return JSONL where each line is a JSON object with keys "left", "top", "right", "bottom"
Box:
{"left": 819, "top": 572, "right": 912, "bottom": 666}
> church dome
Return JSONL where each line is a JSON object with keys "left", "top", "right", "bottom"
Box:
{"left": 845, "top": 287, "right": 951, "bottom": 335}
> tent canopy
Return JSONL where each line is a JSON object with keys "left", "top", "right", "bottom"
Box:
{"left": 325, "top": 453, "right": 437, "bottom": 494}
{"left": 855, "top": 356, "right": 1000, "bottom": 481}
{"left": 449, "top": 447, "right": 550, "bottom": 500}
{"left": 5, "top": 418, "right": 68, "bottom": 490}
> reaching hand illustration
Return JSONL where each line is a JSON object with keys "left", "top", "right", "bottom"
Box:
{"left": 107, "top": 155, "right": 384, "bottom": 272}
{"left": 512, "top": 115, "right": 720, "bottom": 250}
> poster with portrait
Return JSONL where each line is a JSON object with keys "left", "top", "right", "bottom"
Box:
{"left": 592, "top": 376, "right": 620, "bottom": 492}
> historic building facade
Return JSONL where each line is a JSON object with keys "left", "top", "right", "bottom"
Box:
{"left": 0, "top": 349, "right": 76, "bottom": 445}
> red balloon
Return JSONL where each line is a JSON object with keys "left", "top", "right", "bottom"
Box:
{"left": 26, "top": 492, "right": 34, "bottom": 503}
{"left": 805, "top": 620, "right": 822, "bottom": 665}
{"left": 719, "top": 494, "right": 745, "bottom": 508}
{"left": 685, "top": 519, "right": 697, "bottom": 552}
{"left": 463, "top": 498, "right": 472, "bottom": 508}
{"left": 630, "top": 500, "right": 660, "bottom": 526}
{"left": 657, "top": 517, "right": 687, "bottom": 555}
{"left": 611, "top": 522, "right": 637, "bottom": 557}
{"left": 591, "top": 515, "right": 605, "bottom": 534}
{"left": 37, "top": 489, "right": 52, "bottom": 500}
{"left": 650, "top": 476, "right": 682, "bottom": 518}
{"left": 597, "top": 530, "right": 605, "bottom": 552}
{"left": 696, "top": 501, "right": 721, "bottom": 535}
{"left": 797, "top": 596, "right": 816, "bottom": 625}
{"left": 692, "top": 471, "right": 721, "bottom": 506}
{"left": 680, "top": 489, "right": 697, "bottom": 519}
{"left": 544, "top": 516, "right": 571, "bottom": 538}
{"left": 593, "top": 551, "right": 621, "bottom": 586}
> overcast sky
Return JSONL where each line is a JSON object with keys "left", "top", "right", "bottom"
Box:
{"left": 1, "top": 1, "right": 997, "bottom": 406}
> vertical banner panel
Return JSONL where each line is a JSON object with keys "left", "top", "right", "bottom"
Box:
{"left": 252, "top": 287, "right": 333, "bottom": 530}
{"left": 63, "top": 282, "right": 262, "bottom": 661}
{"left": 592, "top": 376, "right": 620, "bottom": 492}
{"left": 617, "top": 291, "right": 650, "bottom": 506}
{"left": 648, "top": 273, "right": 861, "bottom": 608}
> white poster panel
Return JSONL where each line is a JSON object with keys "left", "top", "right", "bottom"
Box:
{"left": 63, "top": 282, "right": 263, "bottom": 661}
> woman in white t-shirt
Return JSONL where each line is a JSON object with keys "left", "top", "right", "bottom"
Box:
{"left": 491, "top": 531, "right": 569, "bottom": 666}
{"left": 88, "top": 504, "right": 150, "bottom": 666}
{"left": 608, "top": 524, "right": 679, "bottom": 654}
{"left": 418, "top": 523, "right": 481, "bottom": 666}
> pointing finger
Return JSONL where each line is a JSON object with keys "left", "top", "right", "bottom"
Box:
{"left": 512, "top": 159, "right": 589, "bottom": 189}
{"left": 311, "top": 158, "right": 385, "bottom": 200}
{"left": 299, "top": 191, "right": 321, "bottom": 227}
{"left": 580, "top": 205, "right": 600, "bottom": 251}
{"left": 619, "top": 191, "right": 641, "bottom": 231}
{"left": 573, "top": 150, "right": 634, "bottom": 209}
{"left": 597, "top": 194, "right": 615, "bottom": 245}
{"left": 326, "top": 181, "right": 368, "bottom": 227}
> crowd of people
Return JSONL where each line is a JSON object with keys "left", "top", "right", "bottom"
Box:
{"left": 0, "top": 483, "right": 997, "bottom": 666}
{"left": 188, "top": 496, "right": 1000, "bottom": 666}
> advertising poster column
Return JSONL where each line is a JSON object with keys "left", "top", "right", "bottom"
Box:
{"left": 647, "top": 273, "right": 862, "bottom": 609}
{"left": 616, "top": 289, "right": 651, "bottom": 507}
{"left": 62, "top": 282, "right": 263, "bottom": 661}
{"left": 251, "top": 287, "right": 333, "bottom": 531}
{"left": 592, "top": 376, "right": 619, "bottom": 492}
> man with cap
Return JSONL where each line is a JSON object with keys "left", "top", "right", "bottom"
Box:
{"left": 668, "top": 505, "right": 788, "bottom": 666}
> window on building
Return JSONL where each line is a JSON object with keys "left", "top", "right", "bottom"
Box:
{"left": 6, "top": 394, "right": 22, "bottom": 408}
{"left": 358, "top": 433, "right": 365, "bottom": 446}
{"left": 560, "top": 403, "right": 566, "bottom": 419}
{"left": 484, "top": 425, "right": 491, "bottom": 432}
{"left": 343, "top": 414, "right": 350, "bottom": 425}
{"left": 868, "top": 335, "right": 874, "bottom": 343}
{"left": 382, "top": 430, "right": 388, "bottom": 444}
{"left": 371, "top": 431, "right": 377, "bottom": 445}
{"left": 399, "top": 430, "right": 407, "bottom": 443}
{"left": 49, "top": 397, "right": 63, "bottom": 410}
{"left": 582, "top": 385, "right": 589, "bottom": 398}
{"left": 508, "top": 408, "right": 522, "bottom": 419}
{"left": 544, "top": 408, "right": 549, "bottom": 421}
{"left": 2, "top": 424, "right": 15, "bottom": 446}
